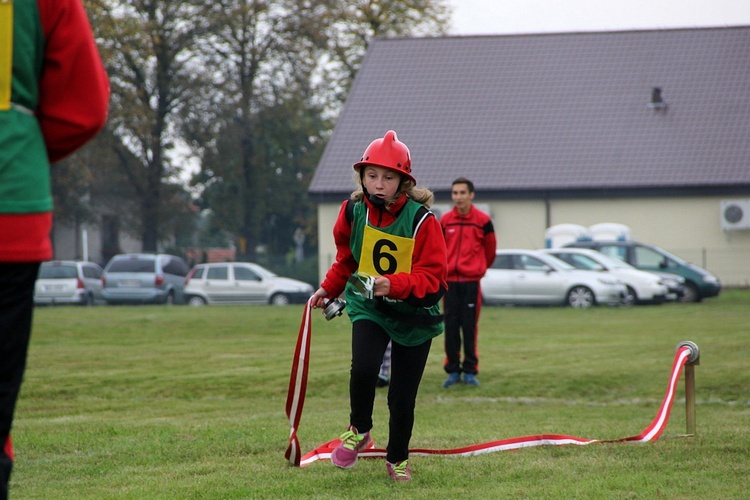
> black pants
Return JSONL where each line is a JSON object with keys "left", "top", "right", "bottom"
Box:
{"left": 0, "top": 263, "right": 40, "bottom": 500}
{"left": 443, "top": 281, "right": 482, "bottom": 375}
{"left": 348, "top": 320, "right": 432, "bottom": 464}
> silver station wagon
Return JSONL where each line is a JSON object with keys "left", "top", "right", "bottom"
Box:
{"left": 184, "top": 262, "right": 314, "bottom": 306}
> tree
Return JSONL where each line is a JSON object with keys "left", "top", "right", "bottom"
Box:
{"left": 87, "top": 0, "right": 211, "bottom": 251}
{"left": 72, "top": 0, "right": 451, "bottom": 264}
{"left": 183, "top": 0, "right": 332, "bottom": 260}
{"left": 50, "top": 157, "right": 96, "bottom": 228}
{"left": 188, "top": 0, "right": 451, "bottom": 262}
{"left": 318, "top": 0, "right": 452, "bottom": 107}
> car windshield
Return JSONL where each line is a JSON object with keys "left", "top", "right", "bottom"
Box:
{"left": 554, "top": 253, "right": 602, "bottom": 270}
{"left": 542, "top": 255, "right": 576, "bottom": 270}
{"left": 643, "top": 245, "right": 687, "bottom": 265}
{"left": 38, "top": 264, "right": 77, "bottom": 279}
{"left": 107, "top": 259, "right": 156, "bottom": 273}
{"left": 594, "top": 252, "right": 637, "bottom": 270}
{"left": 247, "top": 263, "right": 277, "bottom": 278}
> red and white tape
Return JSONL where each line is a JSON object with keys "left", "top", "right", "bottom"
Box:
{"left": 284, "top": 299, "right": 313, "bottom": 466}
{"left": 286, "top": 299, "right": 694, "bottom": 467}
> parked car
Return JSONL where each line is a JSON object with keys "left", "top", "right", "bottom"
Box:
{"left": 34, "top": 260, "right": 103, "bottom": 306}
{"left": 102, "top": 253, "right": 190, "bottom": 305}
{"left": 481, "top": 249, "right": 627, "bottom": 308}
{"left": 542, "top": 248, "right": 670, "bottom": 305}
{"left": 563, "top": 240, "right": 721, "bottom": 302}
{"left": 652, "top": 272, "right": 688, "bottom": 302}
{"left": 183, "top": 262, "right": 314, "bottom": 306}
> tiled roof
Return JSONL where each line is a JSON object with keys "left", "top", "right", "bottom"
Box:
{"left": 309, "top": 27, "right": 750, "bottom": 199}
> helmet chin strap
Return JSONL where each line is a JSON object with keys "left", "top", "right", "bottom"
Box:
{"left": 360, "top": 170, "right": 388, "bottom": 208}
{"left": 368, "top": 192, "right": 387, "bottom": 207}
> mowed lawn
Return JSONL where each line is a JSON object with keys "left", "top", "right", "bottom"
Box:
{"left": 13, "top": 290, "right": 750, "bottom": 498}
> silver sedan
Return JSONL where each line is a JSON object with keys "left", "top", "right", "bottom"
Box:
{"left": 481, "top": 249, "right": 627, "bottom": 308}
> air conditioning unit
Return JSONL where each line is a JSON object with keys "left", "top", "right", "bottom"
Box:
{"left": 720, "top": 200, "right": 750, "bottom": 230}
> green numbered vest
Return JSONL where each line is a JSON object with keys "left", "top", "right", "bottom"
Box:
{"left": 345, "top": 199, "right": 443, "bottom": 346}
{"left": 0, "top": 0, "right": 51, "bottom": 214}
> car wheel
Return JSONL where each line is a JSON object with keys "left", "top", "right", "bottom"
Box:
{"left": 678, "top": 283, "right": 701, "bottom": 303}
{"left": 187, "top": 296, "right": 206, "bottom": 306}
{"left": 270, "top": 293, "right": 290, "bottom": 306}
{"left": 165, "top": 291, "right": 175, "bottom": 306}
{"left": 567, "top": 286, "right": 594, "bottom": 309}
{"left": 621, "top": 286, "right": 637, "bottom": 307}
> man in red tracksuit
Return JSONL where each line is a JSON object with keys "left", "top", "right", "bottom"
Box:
{"left": 440, "top": 177, "right": 496, "bottom": 387}
{"left": 0, "top": 1, "right": 109, "bottom": 497}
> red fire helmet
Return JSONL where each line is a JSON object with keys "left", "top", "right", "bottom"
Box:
{"left": 353, "top": 130, "right": 415, "bottom": 184}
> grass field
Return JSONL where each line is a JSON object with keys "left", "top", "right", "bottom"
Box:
{"left": 12, "top": 290, "right": 750, "bottom": 498}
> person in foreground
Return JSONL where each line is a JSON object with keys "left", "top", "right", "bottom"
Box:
{"left": 311, "top": 130, "right": 447, "bottom": 482}
{"left": 440, "top": 177, "right": 496, "bottom": 387}
{"left": 0, "top": 1, "right": 109, "bottom": 497}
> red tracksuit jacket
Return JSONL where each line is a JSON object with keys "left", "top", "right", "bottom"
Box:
{"left": 441, "top": 205, "right": 497, "bottom": 282}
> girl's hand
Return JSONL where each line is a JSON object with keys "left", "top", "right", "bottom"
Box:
{"left": 373, "top": 276, "right": 391, "bottom": 297}
{"left": 311, "top": 287, "right": 329, "bottom": 309}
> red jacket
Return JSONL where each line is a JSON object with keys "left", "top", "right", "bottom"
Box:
{"left": 441, "top": 205, "right": 497, "bottom": 282}
{"left": 320, "top": 193, "right": 448, "bottom": 304}
{"left": 0, "top": 0, "right": 109, "bottom": 262}
{"left": 35, "top": 0, "right": 109, "bottom": 164}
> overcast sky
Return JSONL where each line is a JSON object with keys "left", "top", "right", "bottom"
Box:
{"left": 446, "top": 0, "right": 750, "bottom": 35}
